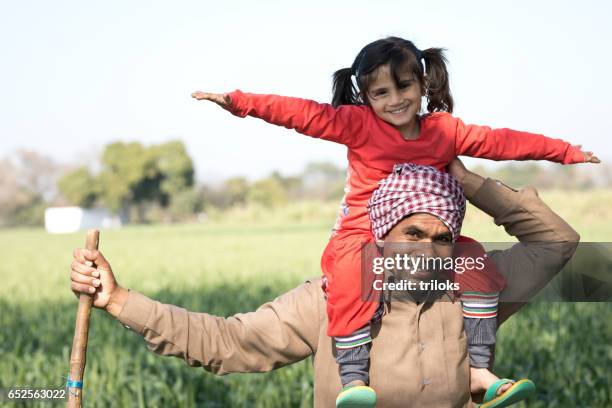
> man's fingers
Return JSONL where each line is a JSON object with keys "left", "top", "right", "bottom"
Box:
{"left": 71, "top": 260, "right": 98, "bottom": 277}
{"left": 73, "top": 248, "right": 87, "bottom": 264}
{"left": 82, "top": 249, "right": 111, "bottom": 271}
{"left": 71, "top": 281, "right": 96, "bottom": 295}
{"left": 70, "top": 270, "right": 101, "bottom": 287}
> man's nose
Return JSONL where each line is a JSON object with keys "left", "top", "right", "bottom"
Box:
{"left": 395, "top": 241, "right": 436, "bottom": 258}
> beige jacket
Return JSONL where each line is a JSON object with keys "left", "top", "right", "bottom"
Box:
{"left": 116, "top": 174, "right": 579, "bottom": 407}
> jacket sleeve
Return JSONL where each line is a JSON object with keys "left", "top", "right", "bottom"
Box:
{"left": 115, "top": 279, "right": 322, "bottom": 375}
{"left": 462, "top": 173, "right": 580, "bottom": 324}
{"left": 225, "top": 90, "right": 368, "bottom": 148}
{"left": 453, "top": 115, "right": 585, "bottom": 164}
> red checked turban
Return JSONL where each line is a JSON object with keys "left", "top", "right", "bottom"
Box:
{"left": 367, "top": 163, "right": 466, "bottom": 241}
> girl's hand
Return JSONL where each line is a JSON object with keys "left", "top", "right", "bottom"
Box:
{"left": 575, "top": 145, "right": 601, "bottom": 163}
{"left": 191, "top": 91, "right": 231, "bottom": 108}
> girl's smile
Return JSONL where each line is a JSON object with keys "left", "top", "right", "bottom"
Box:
{"left": 366, "top": 64, "right": 423, "bottom": 140}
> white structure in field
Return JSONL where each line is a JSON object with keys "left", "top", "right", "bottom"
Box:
{"left": 44, "top": 207, "right": 124, "bottom": 234}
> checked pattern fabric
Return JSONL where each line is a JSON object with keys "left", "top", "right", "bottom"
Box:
{"left": 367, "top": 163, "right": 466, "bottom": 241}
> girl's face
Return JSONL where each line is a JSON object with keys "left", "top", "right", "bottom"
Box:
{"left": 365, "top": 63, "right": 423, "bottom": 133}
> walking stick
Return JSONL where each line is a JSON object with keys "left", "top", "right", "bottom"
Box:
{"left": 67, "top": 229, "right": 99, "bottom": 408}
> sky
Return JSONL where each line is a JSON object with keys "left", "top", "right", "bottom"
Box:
{"left": 1, "top": 0, "right": 611, "bottom": 182}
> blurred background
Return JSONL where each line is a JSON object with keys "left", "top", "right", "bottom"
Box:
{"left": 1, "top": 0, "right": 610, "bottom": 407}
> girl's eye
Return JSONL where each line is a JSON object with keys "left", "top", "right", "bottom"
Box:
{"left": 399, "top": 81, "right": 413, "bottom": 89}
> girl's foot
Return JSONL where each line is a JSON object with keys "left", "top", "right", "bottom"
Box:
{"left": 336, "top": 380, "right": 376, "bottom": 408}
{"left": 470, "top": 367, "right": 512, "bottom": 396}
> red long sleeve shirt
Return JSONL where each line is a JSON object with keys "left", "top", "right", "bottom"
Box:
{"left": 227, "top": 90, "right": 584, "bottom": 234}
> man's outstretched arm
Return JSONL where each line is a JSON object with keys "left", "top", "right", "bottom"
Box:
{"left": 69, "top": 249, "right": 322, "bottom": 375}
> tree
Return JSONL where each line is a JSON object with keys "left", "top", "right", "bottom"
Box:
{"left": 150, "top": 141, "right": 195, "bottom": 206}
{"left": 301, "top": 161, "right": 346, "bottom": 200}
{"left": 270, "top": 171, "right": 303, "bottom": 200}
{"left": 58, "top": 167, "right": 98, "bottom": 208}
{"left": 98, "top": 142, "right": 151, "bottom": 211}
{"left": 97, "top": 140, "right": 195, "bottom": 220}
{"left": 223, "top": 177, "right": 250, "bottom": 207}
{"left": 247, "top": 177, "right": 287, "bottom": 208}
{"left": 13, "top": 150, "right": 61, "bottom": 201}
{"left": 0, "top": 158, "right": 35, "bottom": 226}
{"left": 0, "top": 152, "right": 60, "bottom": 227}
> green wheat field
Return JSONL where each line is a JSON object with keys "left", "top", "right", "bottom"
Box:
{"left": 1, "top": 190, "right": 611, "bottom": 407}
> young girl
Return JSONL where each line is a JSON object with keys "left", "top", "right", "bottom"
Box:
{"left": 192, "top": 36, "right": 599, "bottom": 408}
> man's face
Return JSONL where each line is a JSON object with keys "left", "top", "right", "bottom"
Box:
{"left": 381, "top": 213, "right": 453, "bottom": 282}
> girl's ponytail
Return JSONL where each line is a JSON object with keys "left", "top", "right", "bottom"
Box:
{"left": 422, "top": 48, "right": 454, "bottom": 113}
{"left": 332, "top": 67, "right": 359, "bottom": 108}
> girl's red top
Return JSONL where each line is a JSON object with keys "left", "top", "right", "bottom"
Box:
{"left": 227, "top": 90, "right": 584, "bottom": 235}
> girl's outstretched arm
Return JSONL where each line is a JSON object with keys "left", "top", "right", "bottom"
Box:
{"left": 192, "top": 90, "right": 369, "bottom": 148}
{"left": 451, "top": 115, "right": 600, "bottom": 164}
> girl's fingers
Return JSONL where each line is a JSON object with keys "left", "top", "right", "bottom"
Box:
{"left": 191, "top": 91, "right": 229, "bottom": 106}
{"left": 582, "top": 150, "right": 601, "bottom": 163}
{"left": 191, "top": 91, "right": 215, "bottom": 100}
{"left": 221, "top": 93, "right": 231, "bottom": 106}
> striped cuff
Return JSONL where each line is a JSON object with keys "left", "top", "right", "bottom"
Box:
{"left": 461, "top": 292, "right": 499, "bottom": 319}
{"left": 335, "top": 325, "right": 372, "bottom": 349}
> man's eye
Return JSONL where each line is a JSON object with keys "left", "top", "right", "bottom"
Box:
{"left": 435, "top": 236, "right": 452, "bottom": 245}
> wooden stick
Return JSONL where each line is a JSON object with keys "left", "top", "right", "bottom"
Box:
{"left": 67, "top": 229, "right": 99, "bottom": 408}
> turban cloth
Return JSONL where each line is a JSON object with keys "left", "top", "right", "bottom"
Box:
{"left": 367, "top": 163, "right": 466, "bottom": 241}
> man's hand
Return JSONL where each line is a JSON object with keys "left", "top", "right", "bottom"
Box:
{"left": 191, "top": 91, "right": 231, "bottom": 108}
{"left": 447, "top": 158, "right": 469, "bottom": 183}
{"left": 70, "top": 248, "right": 127, "bottom": 317}
{"left": 448, "top": 158, "right": 486, "bottom": 198}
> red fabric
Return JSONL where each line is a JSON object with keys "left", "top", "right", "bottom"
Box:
{"left": 227, "top": 90, "right": 581, "bottom": 336}
{"left": 320, "top": 231, "right": 381, "bottom": 336}
{"left": 450, "top": 236, "right": 507, "bottom": 295}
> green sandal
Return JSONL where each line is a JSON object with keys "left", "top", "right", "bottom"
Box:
{"left": 476, "top": 378, "right": 536, "bottom": 408}
{"left": 336, "top": 385, "right": 377, "bottom": 408}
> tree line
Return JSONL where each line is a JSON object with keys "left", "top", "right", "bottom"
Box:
{"left": 0, "top": 141, "right": 609, "bottom": 227}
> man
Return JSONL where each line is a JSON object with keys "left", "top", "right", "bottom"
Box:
{"left": 69, "top": 159, "right": 579, "bottom": 407}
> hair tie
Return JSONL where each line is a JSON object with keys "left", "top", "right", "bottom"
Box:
{"left": 414, "top": 48, "right": 423, "bottom": 61}
{"left": 352, "top": 50, "right": 367, "bottom": 78}
{"left": 414, "top": 48, "right": 425, "bottom": 74}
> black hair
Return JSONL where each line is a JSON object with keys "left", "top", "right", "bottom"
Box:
{"left": 332, "top": 36, "right": 453, "bottom": 113}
